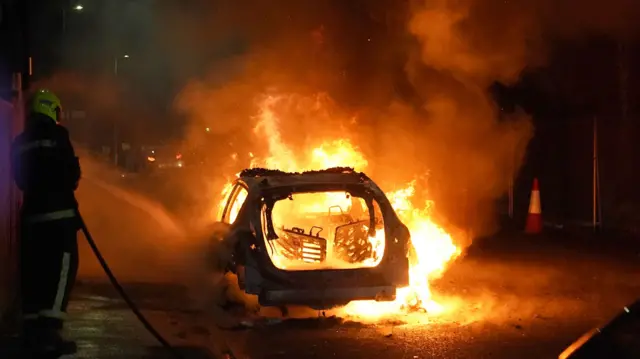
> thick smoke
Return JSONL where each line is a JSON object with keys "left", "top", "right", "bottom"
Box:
{"left": 401, "top": 0, "right": 540, "bottom": 236}
{"left": 400, "top": 0, "right": 640, "bottom": 234}
{"left": 407, "top": 0, "right": 640, "bottom": 82}
{"left": 173, "top": 0, "right": 640, "bottom": 238}
{"left": 173, "top": 0, "right": 538, "bottom": 238}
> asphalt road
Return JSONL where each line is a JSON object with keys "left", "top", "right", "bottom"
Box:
{"left": 71, "top": 168, "right": 640, "bottom": 358}
{"left": 207, "top": 238, "right": 640, "bottom": 359}
{"left": 53, "top": 230, "right": 640, "bottom": 359}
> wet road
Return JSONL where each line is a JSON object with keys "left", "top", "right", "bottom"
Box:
{"left": 56, "top": 231, "right": 640, "bottom": 359}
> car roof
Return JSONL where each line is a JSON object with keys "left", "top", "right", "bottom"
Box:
{"left": 236, "top": 167, "right": 374, "bottom": 190}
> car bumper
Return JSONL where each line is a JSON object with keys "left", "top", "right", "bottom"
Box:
{"left": 260, "top": 285, "right": 396, "bottom": 307}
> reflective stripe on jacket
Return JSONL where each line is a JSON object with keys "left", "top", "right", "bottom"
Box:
{"left": 25, "top": 209, "right": 76, "bottom": 223}
{"left": 15, "top": 139, "right": 57, "bottom": 154}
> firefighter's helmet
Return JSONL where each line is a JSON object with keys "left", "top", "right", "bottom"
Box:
{"left": 30, "top": 89, "right": 62, "bottom": 123}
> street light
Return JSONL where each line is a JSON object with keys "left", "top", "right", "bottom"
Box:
{"left": 113, "top": 54, "right": 130, "bottom": 75}
{"left": 113, "top": 54, "right": 130, "bottom": 166}
{"left": 62, "top": 3, "right": 84, "bottom": 33}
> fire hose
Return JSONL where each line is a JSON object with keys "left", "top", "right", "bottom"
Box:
{"left": 76, "top": 212, "right": 185, "bottom": 359}
{"left": 77, "top": 212, "right": 237, "bottom": 359}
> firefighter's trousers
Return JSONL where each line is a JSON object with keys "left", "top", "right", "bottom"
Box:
{"left": 20, "top": 214, "right": 79, "bottom": 331}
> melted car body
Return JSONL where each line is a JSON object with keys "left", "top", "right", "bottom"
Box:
{"left": 215, "top": 167, "right": 410, "bottom": 309}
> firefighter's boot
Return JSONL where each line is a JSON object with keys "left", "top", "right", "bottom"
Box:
{"left": 39, "top": 328, "right": 77, "bottom": 357}
{"left": 22, "top": 327, "right": 77, "bottom": 358}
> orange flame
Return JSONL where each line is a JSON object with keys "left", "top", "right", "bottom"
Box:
{"left": 343, "top": 181, "right": 461, "bottom": 319}
{"left": 218, "top": 94, "right": 462, "bottom": 320}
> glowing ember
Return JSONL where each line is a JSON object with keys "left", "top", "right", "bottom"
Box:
{"left": 218, "top": 94, "right": 462, "bottom": 319}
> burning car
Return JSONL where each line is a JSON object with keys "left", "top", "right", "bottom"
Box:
{"left": 213, "top": 167, "right": 411, "bottom": 309}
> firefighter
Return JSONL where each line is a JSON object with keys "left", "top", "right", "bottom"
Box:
{"left": 11, "top": 89, "right": 81, "bottom": 357}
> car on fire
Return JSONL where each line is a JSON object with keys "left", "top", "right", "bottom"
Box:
{"left": 213, "top": 167, "right": 411, "bottom": 309}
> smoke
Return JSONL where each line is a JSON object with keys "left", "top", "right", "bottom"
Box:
{"left": 71, "top": 147, "right": 188, "bottom": 281}
{"left": 399, "top": 0, "right": 540, "bottom": 236}
{"left": 407, "top": 0, "right": 640, "bottom": 82}
{"left": 171, "top": 0, "right": 536, "bottom": 238}
{"left": 30, "top": 72, "right": 119, "bottom": 110}
{"left": 400, "top": 0, "right": 640, "bottom": 234}
{"left": 170, "top": 0, "right": 640, "bottom": 241}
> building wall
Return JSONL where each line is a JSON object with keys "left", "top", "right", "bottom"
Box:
{"left": 0, "top": 95, "right": 21, "bottom": 332}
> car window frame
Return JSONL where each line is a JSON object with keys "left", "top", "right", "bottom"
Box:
{"left": 221, "top": 182, "right": 249, "bottom": 224}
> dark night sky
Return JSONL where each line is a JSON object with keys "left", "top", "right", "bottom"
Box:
{"left": 4, "top": 0, "right": 408, "bottom": 105}
{"left": 6, "top": 0, "right": 628, "bottom": 115}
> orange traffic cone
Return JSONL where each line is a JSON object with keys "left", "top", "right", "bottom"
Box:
{"left": 525, "top": 178, "right": 542, "bottom": 234}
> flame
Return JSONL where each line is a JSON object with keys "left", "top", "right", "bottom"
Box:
{"left": 343, "top": 181, "right": 462, "bottom": 320}
{"left": 217, "top": 94, "right": 462, "bottom": 319}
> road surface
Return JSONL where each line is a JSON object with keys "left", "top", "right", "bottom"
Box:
{"left": 3, "top": 230, "right": 635, "bottom": 359}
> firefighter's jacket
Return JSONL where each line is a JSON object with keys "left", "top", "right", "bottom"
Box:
{"left": 11, "top": 114, "right": 81, "bottom": 222}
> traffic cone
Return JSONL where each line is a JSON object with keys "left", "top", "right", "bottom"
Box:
{"left": 525, "top": 178, "right": 542, "bottom": 234}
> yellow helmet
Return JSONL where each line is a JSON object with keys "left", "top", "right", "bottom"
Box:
{"left": 30, "top": 89, "right": 62, "bottom": 123}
